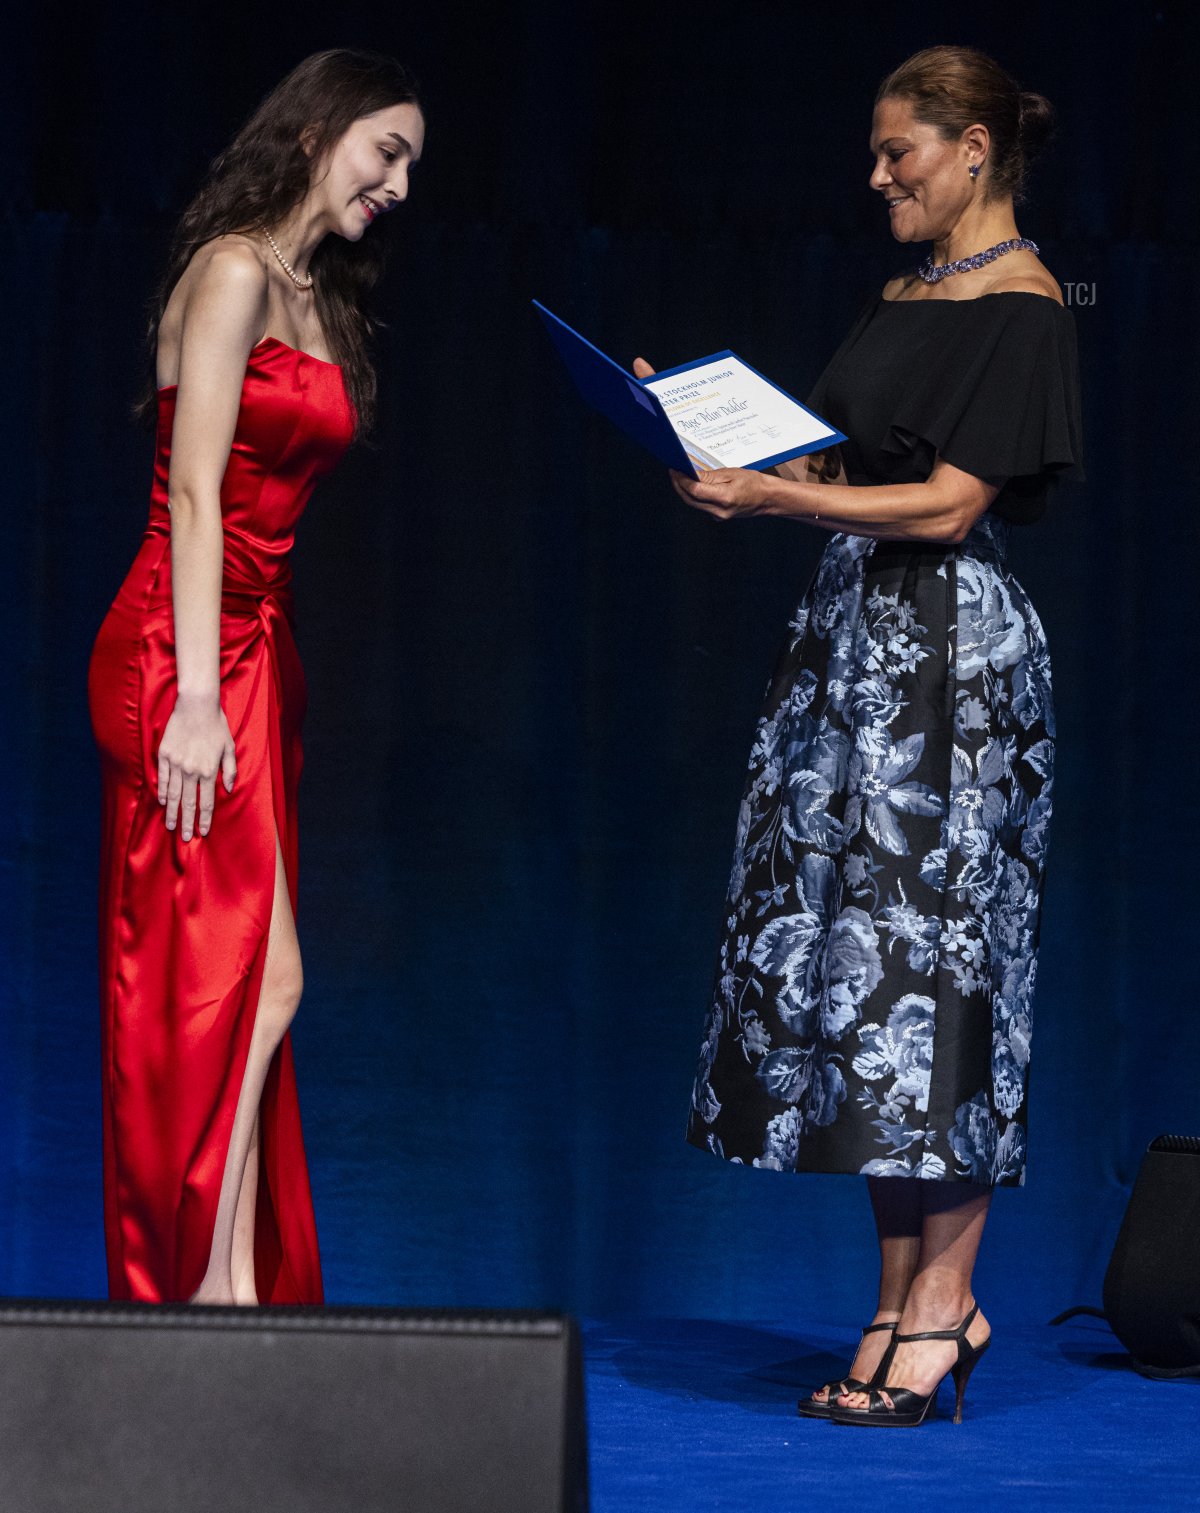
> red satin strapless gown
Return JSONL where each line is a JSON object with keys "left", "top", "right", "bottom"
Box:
{"left": 88, "top": 337, "right": 356, "bottom": 1303}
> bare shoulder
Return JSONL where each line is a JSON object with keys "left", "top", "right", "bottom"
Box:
{"left": 163, "top": 233, "right": 267, "bottom": 336}
{"left": 187, "top": 234, "right": 269, "bottom": 299}
{"left": 158, "top": 235, "right": 270, "bottom": 389}
{"left": 177, "top": 236, "right": 270, "bottom": 351}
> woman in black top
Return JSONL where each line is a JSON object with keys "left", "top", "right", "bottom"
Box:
{"left": 652, "top": 45, "right": 1084, "bottom": 1426}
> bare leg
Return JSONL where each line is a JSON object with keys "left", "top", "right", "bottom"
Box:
{"left": 189, "top": 828, "right": 302, "bottom": 1304}
{"left": 869, "top": 1176, "right": 923, "bottom": 1313}
{"left": 808, "top": 1176, "right": 921, "bottom": 1404}
{"left": 230, "top": 1108, "right": 261, "bottom": 1305}
{"left": 837, "top": 1182, "right": 993, "bottom": 1410}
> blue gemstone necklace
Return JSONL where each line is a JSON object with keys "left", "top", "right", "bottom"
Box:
{"left": 919, "top": 236, "right": 1039, "bottom": 283}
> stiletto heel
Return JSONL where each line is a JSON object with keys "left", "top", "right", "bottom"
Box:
{"left": 950, "top": 1334, "right": 990, "bottom": 1423}
{"left": 827, "top": 1302, "right": 990, "bottom": 1428}
{"left": 796, "top": 1320, "right": 898, "bottom": 1420}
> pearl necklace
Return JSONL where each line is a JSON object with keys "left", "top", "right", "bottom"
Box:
{"left": 919, "top": 237, "right": 1039, "bottom": 284}
{"left": 259, "top": 225, "right": 313, "bottom": 290}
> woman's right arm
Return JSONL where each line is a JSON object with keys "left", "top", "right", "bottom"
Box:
{"left": 157, "top": 242, "right": 268, "bottom": 842}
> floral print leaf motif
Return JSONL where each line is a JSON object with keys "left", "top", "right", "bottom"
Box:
{"left": 818, "top": 908, "right": 886, "bottom": 1036}
{"left": 949, "top": 1092, "right": 995, "bottom": 1179}
{"left": 956, "top": 559, "right": 1027, "bottom": 678}
{"left": 949, "top": 830, "right": 1002, "bottom": 910}
{"left": 756, "top": 1046, "right": 811, "bottom": 1102}
{"left": 992, "top": 1016, "right": 1029, "bottom": 1119}
{"left": 749, "top": 896, "right": 883, "bottom": 1041}
{"left": 753, "top": 884, "right": 789, "bottom": 918}
{"left": 844, "top": 851, "right": 872, "bottom": 891}
{"left": 808, "top": 535, "right": 870, "bottom": 642}
{"left": 859, "top": 586, "right": 934, "bottom": 681}
{"left": 1023, "top": 739, "right": 1054, "bottom": 780}
{"left": 754, "top": 1107, "right": 803, "bottom": 1170}
{"left": 880, "top": 887, "right": 940, "bottom": 974}
{"left": 868, "top": 1117, "right": 924, "bottom": 1153}
{"left": 1020, "top": 789, "right": 1053, "bottom": 870}
{"left": 847, "top": 727, "right": 946, "bottom": 857}
{"left": 998, "top": 950, "right": 1034, "bottom": 1022}
{"left": 856, "top": 1079, "right": 926, "bottom": 1154}
{"left": 948, "top": 1090, "right": 1026, "bottom": 1182}
{"left": 1011, "top": 631, "right": 1055, "bottom": 736}
{"left": 860, "top": 1152, "right": 947, "bottom": 1179}
{"left": 693, "top": 1078, "right": 721, "bottom": 1125}
{"left": 919, "top": 847, "right": 947, "bottom": 892}
{"left": 790, "top": 669, "right": 820, "bottom": 716}
{"left": 747, "top": 853, "right": 832, "bottom": 964}
{"left": 888, "top": 783, "right": 948, "bottom": 817}
{"left": 726, "top": 791, "right": 757, "bottom": 903}
{"left": 992, "top": 1120, "right": 1027, "bottom": 1184}
{"left": 955, "top": 692, "right": 990, "bottom": 737}
{"left": 783, "top": 713, "right": 850, "bottom": 852}
{"left": 755, "top": 1046, "right": 847, "bottom": 1129}
{"left": 686, "top": 513, "right": 1051, "bottom": 1189}
{"left": 948, "top": 737, "right": 1016, "bottom": 849}
{"left": 742, "top": 1016, "right": 772, "bottom": 1057}
{"left": 846, "top": 676, "right": 904, "bottom": 729}
{"left": 853, "top": 993, "right": 936, "bottom": 1116}
{"left": 751, "top": 681, "right": 813, "bottom": 781}
{"left": 941, "top": 915, "right": 989, "bottom": 997}
{"left": 987, "top": 850, "right": 1035, "bottom": 961}
{"left": 749, "top": 914, "right": 824, "bottom": 1037}
{"left": 691, "top": 1009, "right": 724, "bottom": 1123}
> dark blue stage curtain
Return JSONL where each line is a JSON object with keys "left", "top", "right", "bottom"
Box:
{"left": 2, "top": 4, "right": 1196, "bottom": 1323}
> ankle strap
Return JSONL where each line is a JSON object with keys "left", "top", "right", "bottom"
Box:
{"left": 860, "top": 1320, "right": 900, "bottom": 1337}
{"left": 895, "top": 1302, "right": 979, "bottom": 1344}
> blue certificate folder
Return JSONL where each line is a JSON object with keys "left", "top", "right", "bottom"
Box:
{"left": 532, "top": 300, "right": 847, "bottom": 478}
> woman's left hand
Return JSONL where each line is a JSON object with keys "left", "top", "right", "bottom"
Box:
{"left": 669, "top": 466, "right": 777, "bottom": 520}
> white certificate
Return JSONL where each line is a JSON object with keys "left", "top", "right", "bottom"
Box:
{"left": 642, "top": 352, "right": 843, "bottom": 472}
{"left": 533, "top": 302, "right": 847, "bottom": 479}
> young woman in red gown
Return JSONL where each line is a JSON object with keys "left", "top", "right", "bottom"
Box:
{"left": 88, "top": 49, "right": 424, "bottom": 1305}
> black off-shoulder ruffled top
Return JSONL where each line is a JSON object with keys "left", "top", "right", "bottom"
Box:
{"left": 805, "top": 288, "right": 1086, "bottom": 524}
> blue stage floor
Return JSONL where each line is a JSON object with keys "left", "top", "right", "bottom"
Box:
{"left": 582, "top": 1315, "right": 1195, "bottom": 1512}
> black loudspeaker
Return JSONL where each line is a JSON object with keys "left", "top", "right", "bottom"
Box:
{"left": 1102, "top": 1135, "right": 1200, "bottom": 1376}
{"left": 1052, "top": 1135, "right": 1200, "bottom": 1379}
{"left": 0, "top": 1302, "right": 589, "bottom": 1512}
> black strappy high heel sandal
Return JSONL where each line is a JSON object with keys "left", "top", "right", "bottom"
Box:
{"left": 796, "top": 1319, "right": 899, "bottom": 1420}
{"left": 826, "top": 1302, "right": 990, "bottom": 1427}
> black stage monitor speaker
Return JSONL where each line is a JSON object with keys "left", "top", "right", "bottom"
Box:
{"left": 1051, "top": 1134, "right": 1200, "bottom": 1379}
{"left": 0, "top": 1301, "right": 589, "bottom": 1513}
{"left": 1102, "top": 1135, "right": 1200, "bottom": 1376}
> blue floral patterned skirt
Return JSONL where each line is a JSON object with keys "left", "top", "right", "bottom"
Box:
{"left": 685, "top": 513, "right": 1053, "bottom": 1186}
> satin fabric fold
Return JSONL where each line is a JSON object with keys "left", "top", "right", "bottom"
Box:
{"left": 88, "top": 339, "right": 355, "bottom": 1301}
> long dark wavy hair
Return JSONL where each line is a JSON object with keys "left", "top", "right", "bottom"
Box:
{"left": 875, "top": 45, "right": 1056, "bottom": 208}
{"left": 131, "top": 48, "right": 422, "bottom": 443}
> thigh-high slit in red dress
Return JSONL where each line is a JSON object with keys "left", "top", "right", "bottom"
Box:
{"left": 88, "top": 337, "right": 355, "bottom": 1302}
